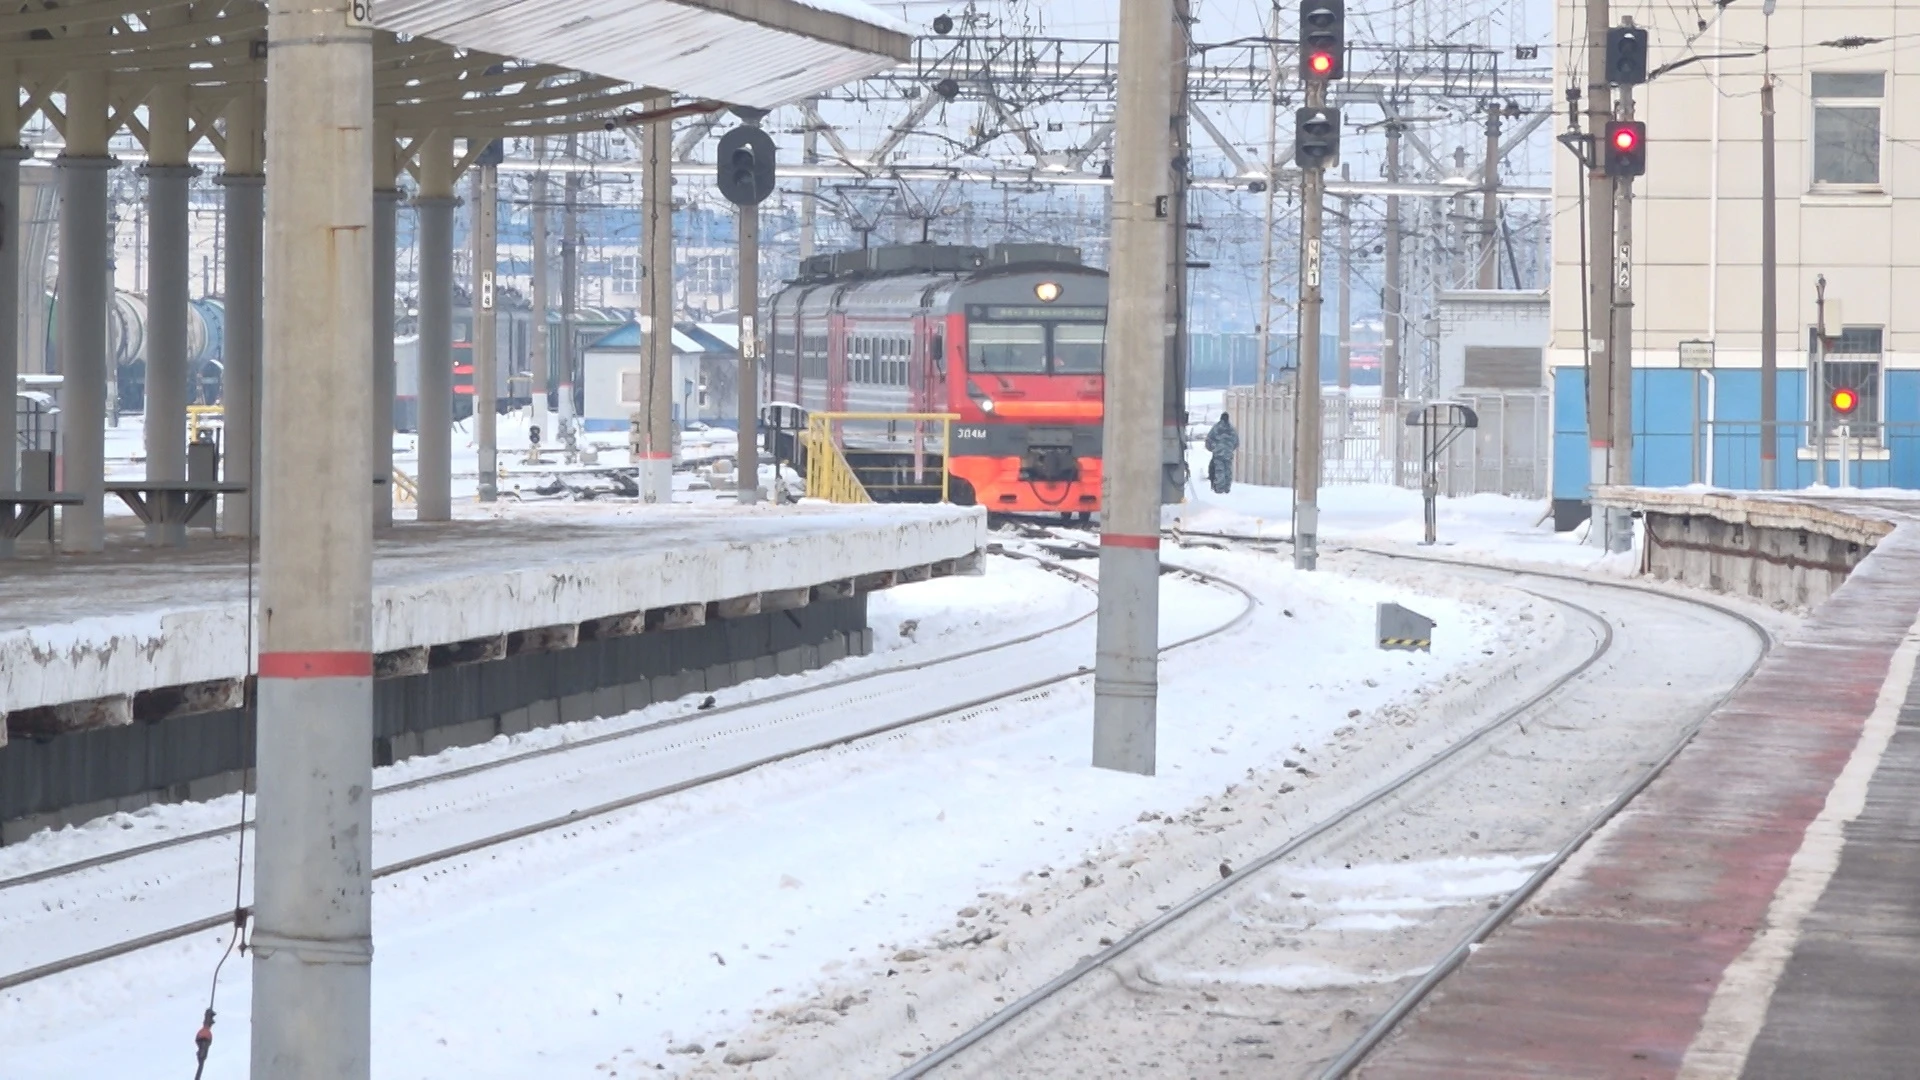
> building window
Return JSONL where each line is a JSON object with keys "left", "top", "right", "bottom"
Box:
{"left": 612, "top": 254, "right": 639, "bottom": 295}
{"left": 1811, "top": 324, "right": 1882, "bottom": 440}
{"left": 1811, "top": 72, "right": 1884, "bottom": 189}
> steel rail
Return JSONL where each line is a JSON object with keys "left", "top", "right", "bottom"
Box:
{"left": 0, "top": 552, "right": 1255, "bottom": 993}
{"left": 895, "top": 539, "right": 1778, "bottom": 1079}
{"left": 1314, "top": 551, "right": 1775, "bottom": 1077}
{"left": 892, "top": 588, "right": 1618, "bottom": 1080}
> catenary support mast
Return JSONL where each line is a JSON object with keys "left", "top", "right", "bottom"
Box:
{"left": 1091, "top": 0, "right": 1175, "bottom": 777}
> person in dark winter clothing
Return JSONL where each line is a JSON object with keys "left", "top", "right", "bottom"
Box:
{"left": 1204, "top": 411, "right": 1239, "bottom": 494}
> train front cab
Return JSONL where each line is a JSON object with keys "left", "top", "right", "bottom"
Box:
{"left": 942, "top": 282, "right": 1106, "bottom": 515}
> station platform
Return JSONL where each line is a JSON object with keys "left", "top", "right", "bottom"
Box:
{"left": 0, "top": 501, "right": 985, "bottom": 841}
{"left": 1359, "top": 489, "right": 1920, "bottom": 1079}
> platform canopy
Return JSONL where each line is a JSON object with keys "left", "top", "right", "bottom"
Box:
{"left": 3, "top": 0, "right": 909, "bottom": 160}
{"left": 374, "top": 0, "right": 911, "bottom": 110}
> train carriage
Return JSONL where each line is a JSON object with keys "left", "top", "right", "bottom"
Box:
{"left": 766, "top": 242, "right": 1109, "bottom": 514}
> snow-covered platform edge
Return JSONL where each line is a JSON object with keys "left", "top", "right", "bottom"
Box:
{"left": 1, "top": 504, "right": 986, "bottom": 716}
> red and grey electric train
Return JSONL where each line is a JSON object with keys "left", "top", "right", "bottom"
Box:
{"left": 765, "top": 243, "right": 1109, "bottom": 513}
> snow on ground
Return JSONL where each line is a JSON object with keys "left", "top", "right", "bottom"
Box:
{"left": 0, "top": 554, "right": 1086, "bottom": 883}
{"left": 1168, "top": 461, "right": 1640, "bottom": 573}
{"left": 0, "top": 544, "right": 1529, "bottom": 1079}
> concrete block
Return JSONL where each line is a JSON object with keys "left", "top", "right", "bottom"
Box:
{"left": 622, "top": 680, "right": 653, "bottom": 713}
{"left": 498, "top": 707, "right": 533, "bottom": 737}
{"left": 559, "top": 691, "right": 597, "bottom": 726}
{"left": 753, "top": 655, "right": 776, "bottom": 680}
{"left": 525, "top": 698, "right": 559, "bottom": 729}
{"left": 705, "top": 664, "right": 736, "bottom": 693}
{"left": 800, "top": 645, "right": 820, "bottom": 670}
{"left": 386, "top": 731, "right": 425, "bottom": 762}
{"left": 820, "top": 633, "right": 847, "bottom": 665}
{"left": 731, "top": 659, "right": 757, "bottom": 686}
{"left": 185, "top": 769, "right": 247, "bottom": 804}
{"left": 776, "top": 647, "right": 807, "bottom": 677}
{"left": 592, "top": 685, "right": 626, "bottom": 721}
{"left": 419, "top": 716, "right": 502, "bottom": 757}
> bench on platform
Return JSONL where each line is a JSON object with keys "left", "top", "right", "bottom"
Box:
{"left": 0, "top": 490, "right": 83, "bottom": 553}
{"left": 104, "top": 481, "right": 247, "bottom": 547}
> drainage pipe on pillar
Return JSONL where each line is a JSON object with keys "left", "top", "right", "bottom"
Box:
{"left": 414, "top": 130, "right": 455, "bottom": 522}
{"left": 247, "top": 0, "right": 376, "bottom": 1069}
{"left": 218, "top": 85, "right": 265, "bottom": 538}
{"left": 373, "top": 121, "right": 399, "bottom": 528}
{"left": 55, "top": 70, "right": 113, "bottom": 551}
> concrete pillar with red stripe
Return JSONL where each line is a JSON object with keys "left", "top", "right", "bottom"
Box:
{"left": 247, "top": 0, "right": 377, "bottom": 1069}
{"left": 1092, "top": 0, "right": 1175, "bottom": 777}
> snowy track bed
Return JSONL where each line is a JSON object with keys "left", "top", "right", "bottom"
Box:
{"left": 0, "top": 552, "right": 1256, "bottom": 1078}
{"left": 3, "top": 544, "right": 1578, "bottom": 1078}
{"left": 880, "top": 559, "right": 1773, "bottom": 1080}
{"left": 0, "top": 554, "right": 1127, "bottom": 985}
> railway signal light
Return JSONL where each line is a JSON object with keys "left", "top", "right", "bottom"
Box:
{"left": 716, "top": 125, "right": 777, "bottom": 207}
{"left": 1606, "top": 25, "right": 1649, "bottom": 86}
{"left": 1295, "top": 106, "right": 1341, "bottom": 171}
{"left": 1831, "top": 387, "right": 1860, "bottom": 415}
{"left": 1300, "top": 0, "right": 1344, "bottom": 81}
{"left": 1604, "top": 120, "right": 1646, "bottom": 177}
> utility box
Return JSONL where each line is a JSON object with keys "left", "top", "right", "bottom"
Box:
{"left": 1376, "top": 603, "right": 1434, "bottom": 652}
{"left": 188, "top": 439, "right": 220, "bottom": 530}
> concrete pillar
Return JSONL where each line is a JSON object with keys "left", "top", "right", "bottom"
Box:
{"left": 143, "top": 162, "right": 196, "bottom": 542}
{"left": 247, "top": 0, "right": 376, "bottom": 1070}
{"left": 470, "top": 158, "right": 498, "bottom": 502}
{"left": 639, "top": 115, "right": 674, "bottom": 501}
{"left": 528, "top": 137, "right": 550, "bottom": 443}
{"left": 1, "top": 61, "right": 20, "bottom": 511}
{"left": 373, "top": 125, "right": 398, "bottom": 529}
{"left": 413, "top": 130, "right": 454, "bottom": 522}
{"left": 1091, "top": 0, "right": 1174, "bottom": 776}
{"left": 55, "top": 71, "right": 113, "bottom": 551}
{"left": 138, "top": 0, "right": 194, "bottom": 546}
{"left": 220, "top": 86, "right": 265, "bottom": 538}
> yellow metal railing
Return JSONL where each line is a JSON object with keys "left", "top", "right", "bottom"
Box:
{"left": 187, "top": 405, "right": 223, "bottom": 443}
{"left": 802, "top": 412, "right": 958, "bottom": 504}
{"left": 392, "top": 467, "right": 419, "bottom": 504}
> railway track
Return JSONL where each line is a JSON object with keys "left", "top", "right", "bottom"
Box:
{"left": 0, "top": 546, "right": 1089, "bottom": 898}
{"left": 0, "top": 546, "right": 1257, "bottom": 994}
{"left": 893, "top": 541, "right": 1774, "bottom": 1078}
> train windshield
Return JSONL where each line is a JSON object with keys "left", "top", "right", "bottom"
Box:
{"left": 1052, "top": 323, "right": 1105, "bottom": 374}
{"left": 969, "top": 324, "right": 1048, "bottom": 374}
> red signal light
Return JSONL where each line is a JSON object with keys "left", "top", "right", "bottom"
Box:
{"left": 1831, "top": 387, "right": 1859, "bottom": 415}
{"left": 1308, "top": 51, "right": 1334, "bottom": 75}
{"left": 1611, "top": 127, "right": 1638, "bottom": 152}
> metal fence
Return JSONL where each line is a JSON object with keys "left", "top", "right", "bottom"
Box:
{"left": 1222, "top": 387, "right": 1552, "bottom": 499}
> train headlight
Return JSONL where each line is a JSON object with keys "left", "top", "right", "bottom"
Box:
{"left": 1034, "top": 281, "right": 1062, "bottom": 303}
{"left": 979, "top": 397, "right": 996, "bottom": 413}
